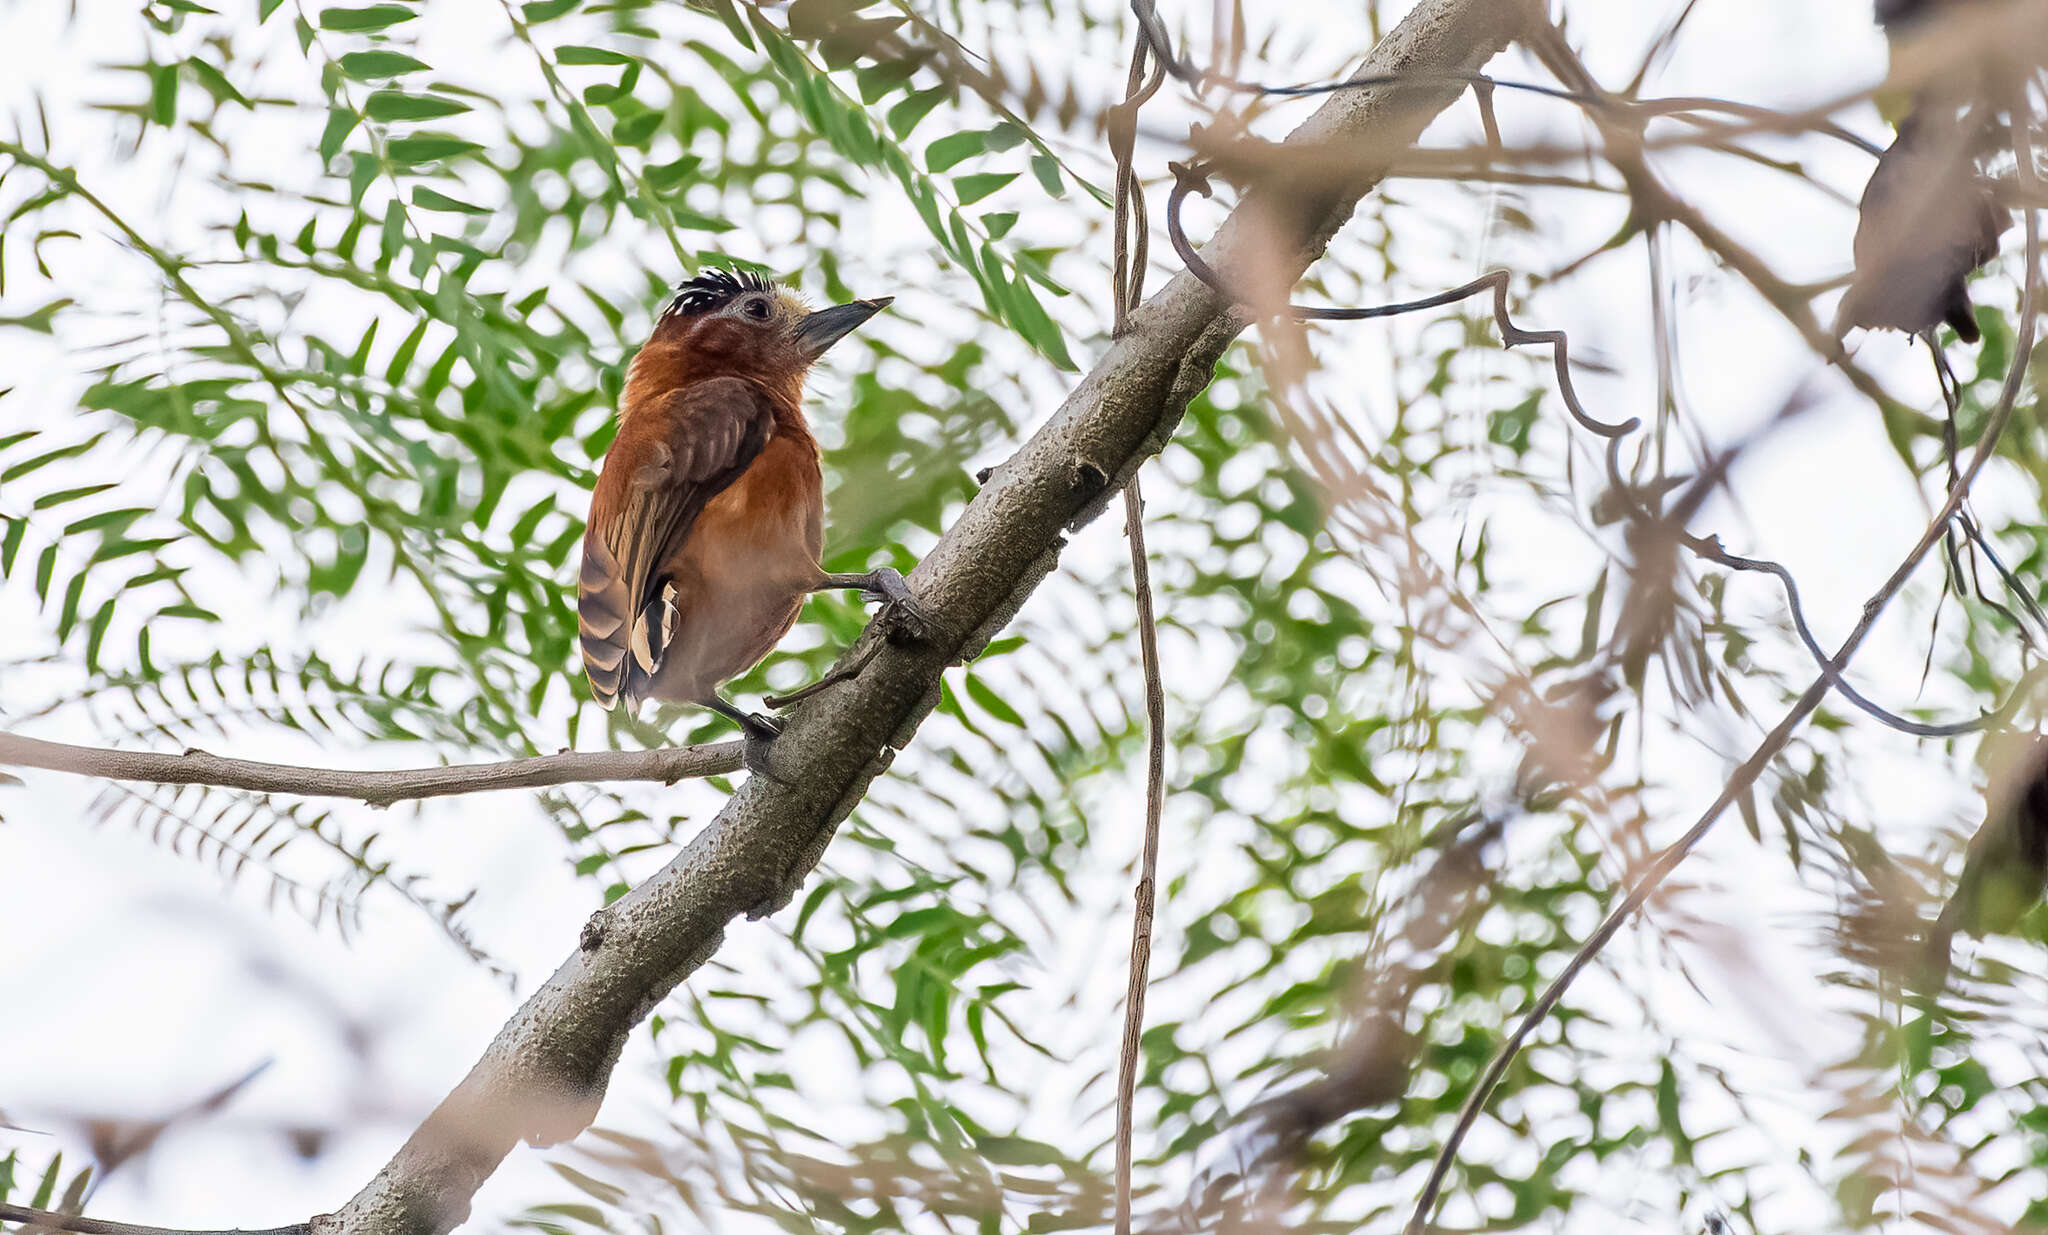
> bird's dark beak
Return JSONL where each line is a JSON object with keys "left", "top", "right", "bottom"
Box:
{"left": 795, "top": 297, "right": 892, "bottom": 360}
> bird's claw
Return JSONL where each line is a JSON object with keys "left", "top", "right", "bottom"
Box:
{"left": 736, "top": 711, "right": 789, "bottom": 784}
{"left": 878, "top": 596, "right": 940, "bottom": 645}
{"left": 859, "top": 567, "right": 941, "bottom": 645}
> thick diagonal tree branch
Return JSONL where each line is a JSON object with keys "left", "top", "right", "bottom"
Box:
{"left": 231, "top": 3, "right": 1523, "bottom": 1230}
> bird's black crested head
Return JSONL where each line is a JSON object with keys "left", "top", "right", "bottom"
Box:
{"left": 665, "top": 267, "right": 777, "bottom": 319}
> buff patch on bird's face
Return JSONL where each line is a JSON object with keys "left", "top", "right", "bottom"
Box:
{"left": 774, "top": 289, "right": 811, "bottom": 320}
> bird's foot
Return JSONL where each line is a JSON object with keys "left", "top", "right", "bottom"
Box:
{"left": 735, "top": 711, "right": 788, "bottom": 784}
{"left": 818, "top": 567, "right": 941, "bottom": 645}
{"left": 878, "top": 593, "right": 941, "bottom": 648}
{"left": 709, "top": 695, "right": 789, "bottom": 784}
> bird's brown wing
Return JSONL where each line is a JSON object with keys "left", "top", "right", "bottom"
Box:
{"left": 579, "top": 376, "right": 775, "bottom": 710}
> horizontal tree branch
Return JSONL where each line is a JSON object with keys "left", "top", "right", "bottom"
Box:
{"left": 308, "top": 3, "right": 1528, "bottom": 1232}
{"left": 0, "top": 732, "right": 742, "bottom": 808}
{"left": 0, "top": 1203, "right": 304, "bottom": 1235}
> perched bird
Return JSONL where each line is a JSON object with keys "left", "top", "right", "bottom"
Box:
{"left": 1839, "top": 0, "right": 2012, "bottom": 345}
{"left": 1836, "top": 106, "right": 2006, "bottom": 344}
{"left": 578, "top": 268, "right": 921, "bottom": 760}
{"left": 1920, "top": 733, "right": 2048, "bottom": 991}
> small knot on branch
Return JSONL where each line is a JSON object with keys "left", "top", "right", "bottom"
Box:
{"left": 579, "top": 907, "right": 613, "bottom": 953}
{"left": 1072, "top": 458, "right": 1110, "bottom": 494}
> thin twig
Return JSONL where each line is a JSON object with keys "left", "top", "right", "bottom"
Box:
{"left": 1165, "top": 172, "right": 1649, "bottom": 522}
{"left": 1113, "top": 478, "right": 1169, "bottom": 1235}
{"left": 0, "top": 1204, "right": 304, "bottom": 1235}
{"left": 1928, "top": 345, "right": 2048, "bottom": 646}
{"left": 0, "top": 732, "right": 742, "bottom": 808}
{"left": 1109, "top": 24, "right": 1169, "bottom": 1235}
{"left": 1685, "top": 536, "right": 2033, "bottom": 738}
{"left": 1134, "top": 0, "right": 2038, "bottom": 159}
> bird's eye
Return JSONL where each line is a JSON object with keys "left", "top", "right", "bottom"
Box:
{"left": 742, "top": 297, "right": 771, "bottom": 321}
